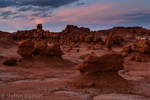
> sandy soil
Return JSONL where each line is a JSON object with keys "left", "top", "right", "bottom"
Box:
{"left": 0, "top": 36, "right": 150, "bottom": 100}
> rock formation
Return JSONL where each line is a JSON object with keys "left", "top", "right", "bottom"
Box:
{"left": 17, "top": 39, "right": 35, "bottom": 60}
{"left": 105, "top": 36, "right": 113, "bottom": 51}
{"left": 123, "top": 45, "right": 132, "bottom": 52}
{"left": 76, "top": 53, "right": 124, "bottom": 73}
{"left": 17, "top": 39, "right": 65, "bottom": 63}
{"left": 133, "top": 38, "right": 150, "bottom": 53}
{"left": 73, "top": 53, "right": 128, "bottom": 88}
{"left": 32, "top": 41, "right": 47, "bottom": 55}
{"left": 37, "top": 24, "right": 43, "bottom": 30}
{"left": 44, "top": 43, "right": 63, "bottom": 56}
{"left": 2, "top": 59, "right": 17, "bottom": 66}
{"left": 62, "top": 25, "right": 90, "bottom": 34}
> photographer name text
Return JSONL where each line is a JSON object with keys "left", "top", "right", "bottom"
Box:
{"left": 1, "top": 94, "right": 43, "bottom": 99}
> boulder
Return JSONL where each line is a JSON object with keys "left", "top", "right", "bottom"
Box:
{"left": 123, "top": 45, "right": 132, "bottom": 52}
{"left": 76, "top": 49, "right": 79, "bottom": 52}
{"left": 2, "top": 59, "right": 17, "bottom": 66}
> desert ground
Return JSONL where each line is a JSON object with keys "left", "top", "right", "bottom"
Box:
{"left": 0, "top": 25, "right": 150, "bottom": 100}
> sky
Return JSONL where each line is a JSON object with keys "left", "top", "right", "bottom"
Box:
{"left": 0, "top": 0, "right": 150, "bottom": 32}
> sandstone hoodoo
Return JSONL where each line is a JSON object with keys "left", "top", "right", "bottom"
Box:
{"left": 37, "top": 24, "right": 43, "bottom": 30}
{"left": 73, "top": 53, "right": 129, "bottom": 89}
{"left": 17, "top": 39, "right": 35, "bottom": 61}
{"left": 133, "top": 38, "right": 150, "bottom": 53}
{"left": 32, "top": 41, "right": 47, "bottom": 55}
{"left": 105, "top": 36, "right": 113, "bottom": 51}
{"left": 34, "top": 43, "right": 66, "bottom": 64}
{"left": 44, "top": 43, "right": 63, "bottom": 56}
{"left": 17, "top": 39, "right": 66, "bottom": 63}
{"left": 75, "top": 53, "right": 124, "bottom": 73}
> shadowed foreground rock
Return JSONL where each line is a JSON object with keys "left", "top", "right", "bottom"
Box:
{"left": 2, "top": 59, "right": 17, "bottom": 66}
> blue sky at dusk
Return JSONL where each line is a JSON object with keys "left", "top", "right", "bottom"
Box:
{"left": 0, "top": 0, "right": 150, "bottom": 32}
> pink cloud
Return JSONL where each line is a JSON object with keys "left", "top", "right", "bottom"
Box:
{"left": 51, "top": 4, "right": 111, "bottom": 22}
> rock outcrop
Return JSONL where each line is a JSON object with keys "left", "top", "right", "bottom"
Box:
{"left": 73, "top": 53, "right": 128, "bottom": 88}
{"left": 76, "top": 53, "right": 124, "bottom": 73}
{"left": 17, "top": 39, "right": 35, "bottom": 59}
{"left": 133, "top": 38, "right": 150, "bottom": 53}
{"left": 105, "top": 36, "right": 113, "bottom": 51}
{"left": 17, "top": 39, "right": 65, "bottom": 63}
{"left": 62, "top": 25, "right": 90, "bottom": 34}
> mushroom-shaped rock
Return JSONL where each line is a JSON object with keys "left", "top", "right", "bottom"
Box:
{"left": 72, "top": 53, "right": 132, "bottom": 89}
{"left": 44, "top": 43, "right": 63, "bottom": 56}
{"left": 75, "top": 53, "right": 124, "bottom": 73}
